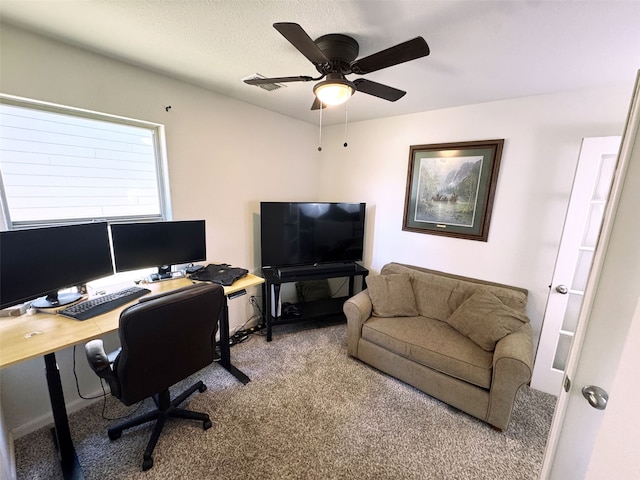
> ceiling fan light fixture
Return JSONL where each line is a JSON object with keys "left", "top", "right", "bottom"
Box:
{"left": 313, "top": 78, "right": 355, "bottom": 106}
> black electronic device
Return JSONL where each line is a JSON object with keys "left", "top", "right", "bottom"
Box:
{"left": 227, "top": 289, "right": 247, "bottom": 300}
{"left": 276, "top": 262, "right": 357, "bottom": 278}
{"left": 185, "top": 264, "right": 205, "bottom": 274}
{"left": 260, "top": 202, "right": 365, "bottom": 269}
{"left": 0, "top": 222, "right": 114, "bottom": 309}
{"left": 110, "top": 220, "right": 206, "bottom": 279}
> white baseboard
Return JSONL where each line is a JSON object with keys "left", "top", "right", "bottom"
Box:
{"left": 8, "top": 433, "right": 15, "bottom": 480}
{"left": 1, "top": 431, "right": 16, "bottom": 480}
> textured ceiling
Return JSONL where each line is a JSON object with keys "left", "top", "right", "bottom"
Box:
{"left": 1, "top": 0, "right": 639, "bottom": 126}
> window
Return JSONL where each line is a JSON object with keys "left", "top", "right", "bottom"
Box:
{"left": 0, "top": 94, "right": 171, "bottom": 229}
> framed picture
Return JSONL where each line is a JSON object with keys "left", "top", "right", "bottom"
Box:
{"left": 402, "top": 139, "right": 504, "bottom": 241}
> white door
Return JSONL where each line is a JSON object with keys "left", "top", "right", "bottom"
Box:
{"left": 531, "top": 136, "right": 621, "bottom": 395}
{"left": 540, "top": 71, "right": 640, "bottom": 478}
{"left": 584, "top": 298, "right": 640, "bottom": 479}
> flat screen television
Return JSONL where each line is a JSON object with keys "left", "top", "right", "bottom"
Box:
{"left": 260, "top": 202, "right": 366, "bottom": 268}
{"left": 110, "top": 220, "right": 206, "bottom": 279}
{"left": 0, "top": 222, "right": 114, "bottom": 309}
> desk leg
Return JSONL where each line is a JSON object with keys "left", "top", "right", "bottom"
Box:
{"left": 261, "top": 281, "right": 268, "bottom": 335}
{"left": 218, "top": 298, "right": 251, "bottom": 385}
{"left": 44, "top": 353, "right": 83, "bottom": 480}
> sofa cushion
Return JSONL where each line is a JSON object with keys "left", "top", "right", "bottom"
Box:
{"left": 446, "top": 290, "right": 530, "bottom": 351}
{"left": 381, "top": 263, "right": 528, "bottom": 320}
{"left": 410, "top": 273, "right": 471, "bottom": 321}
{"left": 362, "top": 315, "right": 493, "bottom": 389}
{"left": 367, "top": 273, "right": 419, "bottom": 317}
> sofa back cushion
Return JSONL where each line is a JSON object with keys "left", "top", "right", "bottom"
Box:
{"left": 446, "top": 289, "right": 530, "bottom": 351}
{"left": 380, "top": 263, "right": 527, "bottom": 321}
{"left": 367, "top": 273, "right": 419, "bottom": 317}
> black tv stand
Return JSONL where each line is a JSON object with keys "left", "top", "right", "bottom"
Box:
{"left": 261, "top": 263, "right": 368, "bottom": 341}
{"left": 277, "top": 262, "right": 357, "bottom": 278}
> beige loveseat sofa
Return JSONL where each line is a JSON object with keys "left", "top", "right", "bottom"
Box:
{"left": 344, "top": 262, "right": 533, "bottom": 430}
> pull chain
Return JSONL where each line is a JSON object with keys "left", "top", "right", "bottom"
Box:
{"left": 343, "top": 102, "right": 349, "bottom": 148}
{"left": 317, "top": 103, "right": 323, "bottom": 151}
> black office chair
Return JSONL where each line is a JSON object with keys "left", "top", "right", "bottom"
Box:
{"left": 85, "top": 283, "right": 224, "bottom": 471}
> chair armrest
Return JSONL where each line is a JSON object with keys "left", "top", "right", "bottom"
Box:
{"left": 343, "top": 289, "right": 373, "bottom": 357}
{"left": 107, "top": 347, "right": 122, "bottom": 364}
{"left": 85, "top": 339, "right": 111, "bottom": 374}
{"left": 85, "top": 339, "right": 121, "bottom": 399}
{"left": 486, "top": 323, "right": 533, "bottom": 430}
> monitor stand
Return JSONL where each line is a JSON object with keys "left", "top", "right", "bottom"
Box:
{"left": 148, "top": 265, "right": 185, "bottom": 283}
{"left": 31, "top": 291, "right": 82, "bottom": 309}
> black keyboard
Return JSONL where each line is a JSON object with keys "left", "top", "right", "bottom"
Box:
{"left": 59, "top": 286, "right": 151, "bottom": 320}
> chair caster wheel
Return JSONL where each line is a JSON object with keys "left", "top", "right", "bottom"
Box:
{"left": 108, "top": 430, "right": 122, "bottom": 441}
{"left": 198, "top": 383, "right": 207, "bottom": 393}
{"left": 203, "top": 419, "right": 212, "bottom": 430}
{"left": 142, "top": 456, "right": 153, "bottom": 471}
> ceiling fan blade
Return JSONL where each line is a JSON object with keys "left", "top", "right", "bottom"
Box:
{"left": 310, "top": 97, "right": 327, "bottom": 110}
{"left": 244, "top": 75, "right": 315, "bottom": 85}
{"left": 353, "top": 78, "right": 406, "bottom": 102}
{"left": 273, "top": 22, "right": 329, "bottom": 65}
{"left": 351, "top": 37, "right": 430, "bottom": 75}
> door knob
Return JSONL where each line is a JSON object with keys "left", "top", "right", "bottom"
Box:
{"left": 582, "top": 385, "right": 609, "bottom": 410}
{"left": 556, "top": 284, "right": 569, "bottom": 294}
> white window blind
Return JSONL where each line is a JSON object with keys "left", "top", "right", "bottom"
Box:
{"left": 0, "top": 95, "right": 170, "bottom": 228}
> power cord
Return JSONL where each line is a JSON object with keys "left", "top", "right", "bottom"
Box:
{"left": 96, "top": 377, "right": 145, "bottom": 421}
{"left": 223, "top": 319, "right": 264, "bottom": 346}
{"left": 248, "top": 295, "right": 266, "bottom": 334}
{"left": 250, "top": 294, "right": 264, "bottom": 317}
{"left": 73, "top": 344, "right": 107, "bottom": 401}
{"left": 72, "top": 345, "right": 144, "bottom": 421}
{"left": 227, "top": 321, "right": 267, "bottom": 345}
{"left": 219, "top": 295, "right": 267, "bottom": 346}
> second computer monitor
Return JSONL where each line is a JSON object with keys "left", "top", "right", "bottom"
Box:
{"left": 110, "top": 220, "right": 206, "bottom": 278}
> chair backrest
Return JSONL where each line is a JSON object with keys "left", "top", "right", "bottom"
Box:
{"left": 114, "top": 283, "right": 224, "bottom": 405}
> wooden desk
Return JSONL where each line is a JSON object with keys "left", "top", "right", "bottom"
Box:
{"left": 0, "top": 273, "right": 264, "bottom": 479}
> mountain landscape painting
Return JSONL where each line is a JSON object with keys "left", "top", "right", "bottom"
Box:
{"left": 414, "top": 155, "right": 483, "bottom": 226}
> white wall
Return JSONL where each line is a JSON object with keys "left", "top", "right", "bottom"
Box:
{"left": 316, "top": 87, "right": 632, "bottom": 356}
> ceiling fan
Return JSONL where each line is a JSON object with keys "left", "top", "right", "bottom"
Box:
{"left": 244, "top": 22, "right": 430, "bottom": 109}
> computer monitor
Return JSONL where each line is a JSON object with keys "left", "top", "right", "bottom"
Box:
{"left": 110, "top": 220, "right": 206, "bottom": 279}
{"left": 0, "top": 222, "right": 114, "bottom": 309}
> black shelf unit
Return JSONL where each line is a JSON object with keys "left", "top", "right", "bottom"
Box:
{"left": 261, "top": 264, "right": 369, "bottom": 341}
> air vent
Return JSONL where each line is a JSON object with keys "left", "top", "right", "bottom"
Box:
{"left": 242, "top": 73, "right": 286, "bottom": 92}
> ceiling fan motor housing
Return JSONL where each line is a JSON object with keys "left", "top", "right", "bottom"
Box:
{"left": 314, "top": 34, "right": 359, "bottom": 75}
{"left": 247, "top": 23, "right": 430, "bottom": 107}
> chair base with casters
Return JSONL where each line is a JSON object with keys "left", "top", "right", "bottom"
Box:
{"left": 108, "top": 381, "right": 212, "bottom": 471}
{"left": 84, "top": 283, "right": 226, "bottom": 471}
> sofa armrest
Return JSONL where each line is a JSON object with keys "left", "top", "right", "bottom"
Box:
{"left": 486, "top": 323, "right": 533, "bottom": 430}
{"left": 343, "top": 289, "right": 373, "bottom": 357}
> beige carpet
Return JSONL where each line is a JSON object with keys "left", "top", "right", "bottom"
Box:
{"left": 14, "top": 321, "right": 556, "bottom": 479}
